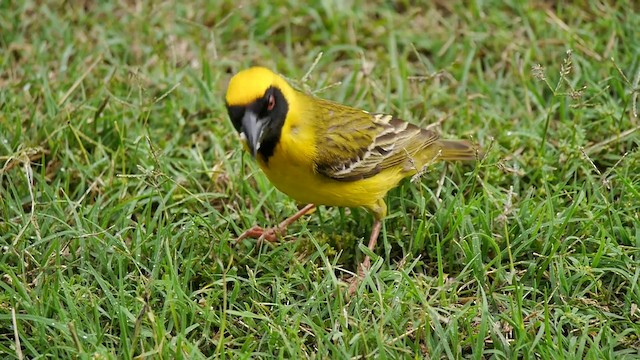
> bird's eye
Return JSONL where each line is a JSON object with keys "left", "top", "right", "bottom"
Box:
{"left": 267, "top": 94, "right": 275, "bottom": 111}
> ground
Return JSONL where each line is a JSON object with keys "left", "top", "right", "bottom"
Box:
{"left": 1, "top": 0, "right": 639, "bottom": 358}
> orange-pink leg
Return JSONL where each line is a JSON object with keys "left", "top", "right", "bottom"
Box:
{"left": 236, "top": 204, "right": 316, "bottom": 243}
{"left": 349, "top": 220, "right": 382, "bottom": 295}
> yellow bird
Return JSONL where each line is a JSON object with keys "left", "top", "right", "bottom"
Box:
{"left": 225, "top": 67, "right": 480, "bottom": 285}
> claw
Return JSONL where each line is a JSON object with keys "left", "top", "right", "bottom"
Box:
{"left": 346, "top": 220, "right": 381, "bottom": 296}
{"left": 234, "top": 204, "right": 316, "bottom": 245}
{"left": 236, "top": 225, "right": 281, "bottom": 244}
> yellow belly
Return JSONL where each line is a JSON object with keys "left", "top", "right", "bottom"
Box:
{"left": 258, "top": 153, "right": 404, "bottom": 213}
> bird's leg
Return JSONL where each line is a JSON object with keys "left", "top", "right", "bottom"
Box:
{"left": 348, "top": 220, "right": 382, "bottom": 294}
{"left": 236, "top": 204, "right": 316, "bottom": 243}
{"left": 359, "top": 220, "right": 382, "bottom": 276}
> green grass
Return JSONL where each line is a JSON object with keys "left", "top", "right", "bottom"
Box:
{"left": 1, "top": 0, "right": 640, "bottom": 358}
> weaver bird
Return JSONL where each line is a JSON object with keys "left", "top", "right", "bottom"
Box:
{"left": 225, "top": 67, "right": 480, "bottom": 288}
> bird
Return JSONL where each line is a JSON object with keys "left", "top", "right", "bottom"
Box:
{"left": 225, "top": 66, "right": 480, "bottom": 290}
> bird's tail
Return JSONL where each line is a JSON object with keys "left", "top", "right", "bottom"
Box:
{"left": 437, "top": 139, "right": 482, "bottom": 161}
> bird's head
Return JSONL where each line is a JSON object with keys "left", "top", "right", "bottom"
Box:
{"left": 225, "top": 67, "right": 291, "bottom": 159}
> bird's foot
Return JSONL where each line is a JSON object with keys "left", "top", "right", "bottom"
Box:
{"left": 347, "top": 221, "right": 381, "bottom": 296}
{"left": 235, "top": 204, "right": 316, "bottom": 245}
{"left": 347, "top": 257, "right": 371, "bottom": 296}
{"left": 236, "top": 225, "right": 284, "bottom": 243}
{"left": 347, "top": 276, "right": 360, "bottom": 296}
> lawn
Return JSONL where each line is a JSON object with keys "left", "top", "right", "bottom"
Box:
{"left": 1, "top": 0, "right": 639, "bottom": 358}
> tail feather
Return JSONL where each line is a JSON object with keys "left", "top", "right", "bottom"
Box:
{"left": 437, "top": 139, "right": 482, "bottom": 161}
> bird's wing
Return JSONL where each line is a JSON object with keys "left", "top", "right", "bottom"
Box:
{"left": 313, "top": 102, "right": 439, "bottom": 181}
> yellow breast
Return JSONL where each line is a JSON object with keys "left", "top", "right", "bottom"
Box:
{"left": 258, "top": 141, "right": 404, "bottom": 213}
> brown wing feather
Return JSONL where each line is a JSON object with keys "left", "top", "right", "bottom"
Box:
{"left": 312, "top": 98, "right": 440, "bottom": 181}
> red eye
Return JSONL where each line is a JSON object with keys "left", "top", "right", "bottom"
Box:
{"left": 267, "top": 94, "right": 275, "bottom": 111}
